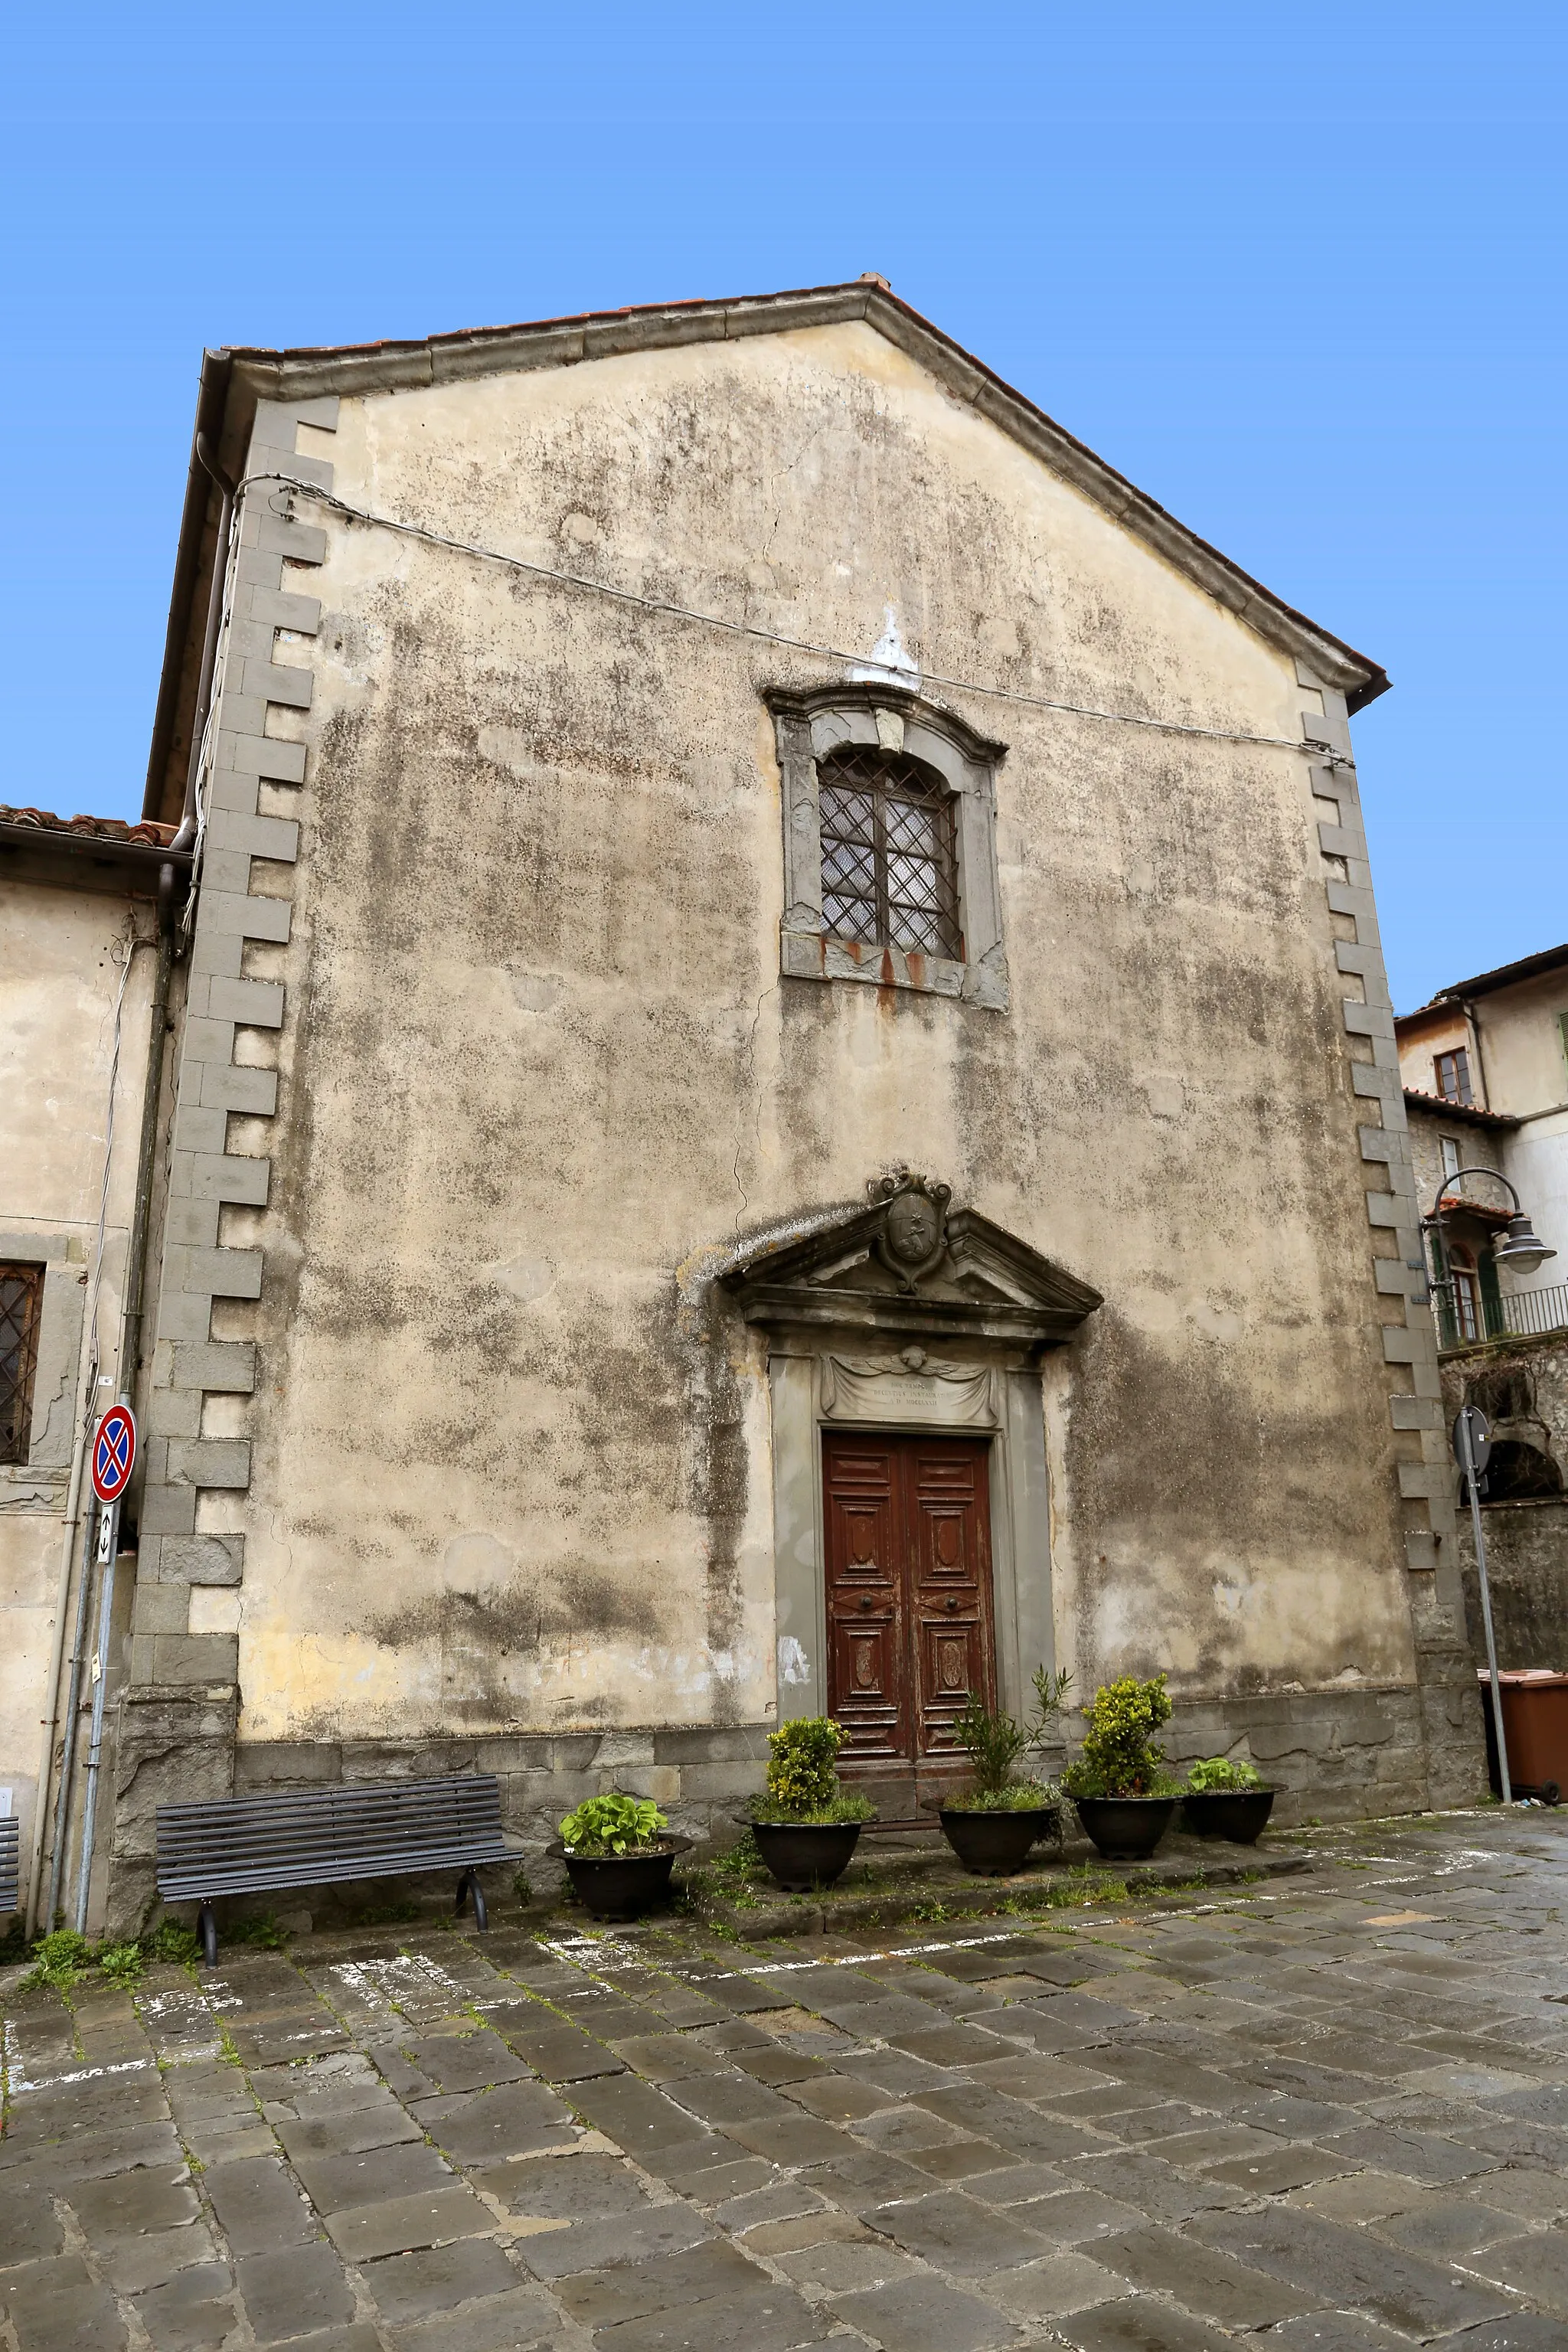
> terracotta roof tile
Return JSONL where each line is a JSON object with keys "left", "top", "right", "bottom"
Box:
{"left": 0, "top": 803, "right": 181, "bottom": 850}
{"left": 1402, "top": 1086, "right": 1517, "bottom": 1129}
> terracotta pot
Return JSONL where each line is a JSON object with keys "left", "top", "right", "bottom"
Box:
{"left": 1180, "top": 1789, "right": 1275, "bottom": 1844}
{"left": 547, "top": 1836, "right": 692, "bottom": 1919}
{"left": 750, "top": 1819, "right": 865, "bottom": 1892}
{"left": 1072, "top": 1795, "right": 1177, "bottom": 1860}
{"left": 938, "top": 1805, "right": 1060, "bottom": 1877}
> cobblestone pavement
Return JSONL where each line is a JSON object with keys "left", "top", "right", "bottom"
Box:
{"left": 3, "top": 1811, "right": 1567, "bottom": 2350}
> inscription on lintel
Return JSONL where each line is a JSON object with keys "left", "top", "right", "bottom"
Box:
{"left": 818, "top": 1354, "right": 998, "bottom": 1427}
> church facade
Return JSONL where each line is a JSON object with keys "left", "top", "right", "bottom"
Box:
{"left": 28, "top": 282, "right": 1481, "bottom": 1928}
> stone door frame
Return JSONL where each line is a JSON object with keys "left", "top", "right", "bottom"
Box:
{"left": 767, "top": 1340, "right": 1056, "bottom": 1726}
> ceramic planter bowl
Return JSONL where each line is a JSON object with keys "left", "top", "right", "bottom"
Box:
{"left": 750, "top": 1818, "right": 866, "bottom": 1892}
{"left": 1180, "top": 1788, "right": 1275, "bottom": 1844}
{"left": 547, "top": 1835, "right": 693, "bottom": 1919}
{"left": 939, "top": 1805, "right": 1060, "bottom": 1877}
{"left": 1073, "top": 1795, "right": 1178, "bottom": 1860}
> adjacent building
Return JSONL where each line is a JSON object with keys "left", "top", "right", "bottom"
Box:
{"left": 1396, "top": 945, "right": 1568, "bottom": 1670}
{"left": 0, "top": 806, "right": 185, "bottom": 1925}
{"left": 7, "top": 283, "right": 1488, "bottom": 1933}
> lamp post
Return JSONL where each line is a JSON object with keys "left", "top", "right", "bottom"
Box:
{"left": 1423, "top": 1169, "right": 1556, "bottom": 1808}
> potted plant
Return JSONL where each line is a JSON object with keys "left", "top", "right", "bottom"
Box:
{"left": 746, "top": 1718, "right": 874, "bottom": 1891}
{"left": 937, "top": 1667, "right": 1071, "bottom": 1875}
{"left": 547, "top": 1793, "right": 692, "bottom": 1919}
{"left": 1062, "top": 1674, "right": 1181, "bottom": 1860}
{"left": 1181, "top": 1756, "right": 1275, "bottom": 1844}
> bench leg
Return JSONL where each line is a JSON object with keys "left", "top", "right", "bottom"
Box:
{"left": 199, "top": 1902, "right": 218, "bottom": 1969}
{"left": 454, "top": 1870, "right": 488, "bottom": 1931}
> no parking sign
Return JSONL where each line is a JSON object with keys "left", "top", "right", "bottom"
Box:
{"left": 92, "top": 1404, "right": 137, "bottom": 1504}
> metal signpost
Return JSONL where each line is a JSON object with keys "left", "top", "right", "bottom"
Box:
{"left": 1453, "top": 1403, "right": 1511, "bottom": 1805}
{"left": 75, "top": 1403, "right": 137, "bottom": 1929}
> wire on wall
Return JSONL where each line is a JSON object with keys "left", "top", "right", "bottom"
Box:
{"left": 240, "top": 472, "right": 1329, "bottom": 759}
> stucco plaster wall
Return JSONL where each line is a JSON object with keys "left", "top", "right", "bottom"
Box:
{"left": 177, "top": 319, "right": 1441, "bottom": 1787}
{"left": 0, "top": 877, "right": 155, "bottom": 1880}
{"left": 1475, "top": 974, "right": 1568, "bottom": 1117}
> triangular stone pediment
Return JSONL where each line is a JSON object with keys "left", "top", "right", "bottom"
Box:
{"left": 720, "top": 1176, "right": 1101, "bottom": 1349}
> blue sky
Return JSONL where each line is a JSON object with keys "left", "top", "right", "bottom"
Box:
{"left": 4, "top": 3, "right": 1563, "bottom": 1011}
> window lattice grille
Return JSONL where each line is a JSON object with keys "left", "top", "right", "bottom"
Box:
{"left": 0, "top": 1264, "right": 43, "bottom": 1466}
{"left": 818, "top": 746, "right": 962, "bottom": 961}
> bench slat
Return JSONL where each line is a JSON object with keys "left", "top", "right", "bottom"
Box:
{"left": 154, "top": 1773, "right": 513, "bottom": 1902}
{"left": 0, "top": 1815, "right": 19, "bottom": 1913}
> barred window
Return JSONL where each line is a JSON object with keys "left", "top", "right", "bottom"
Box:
{"left": 0, "top": 1264, "right": 44, "bottom": 1465}
{"left": 818, "top": 746, "right": 962, "bottom": 961}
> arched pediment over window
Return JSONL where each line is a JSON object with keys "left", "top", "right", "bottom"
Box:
{"left": 766, "top": 684, "right": 1009, "bottom": 1011}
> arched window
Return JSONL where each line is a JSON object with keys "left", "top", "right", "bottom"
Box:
{"left": 818, "top": 745, "right": 962, "bottom": 961}
{"left": 1484, "top": 1440, "right": 1564, "bottom": 1501}
{"left": 768, "top": 686, "right": 1009, "bottom": 1008}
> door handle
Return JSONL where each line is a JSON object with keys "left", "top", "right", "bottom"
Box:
{"left": 944, "top": 1596, "right": 959, "bottom": 1612}
{"left": 858, "top": 1595, "right": 875, "bottom": 1612}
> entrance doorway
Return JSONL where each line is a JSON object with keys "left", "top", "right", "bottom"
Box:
{"left": 822, "top": 1430, "right": 996, "bottom": 1768}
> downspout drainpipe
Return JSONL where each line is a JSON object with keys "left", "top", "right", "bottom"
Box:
{"left": 1462, "top": 998, "right": 1493, "bottom": 1115}
{"left": 171, "top": 437, "right": 237, "bottom": 854}
{"left": 34, "top": 1410, "right": 99, "bottom": 1936}
{"left": 32, "top": 863, "right": 179, "bottom": 1936}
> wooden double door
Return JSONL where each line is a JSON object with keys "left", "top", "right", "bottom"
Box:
{"left": 822, "top": 1430, "right": 996, "bottom": 1765}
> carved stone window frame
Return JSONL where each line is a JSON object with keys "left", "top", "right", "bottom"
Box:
{"left": 0, "top": 1229, "right": 87, "bottom": 1491}
{"left": 767, "top": 684, "right": 1010, "bottom": 1010}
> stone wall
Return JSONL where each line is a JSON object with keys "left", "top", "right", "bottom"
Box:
{"left": 1442, "top": 1332, "right": 1568, "bottom": 1673}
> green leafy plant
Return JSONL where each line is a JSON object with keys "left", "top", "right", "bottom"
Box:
{"left": 96, "top": 1942, "right": 145, "bottom": 1988}
{"left": 143, "top": 1919, "right": 203, "bottom": 1967}
{"left": 1062, "top": 1674, "right": 1179, "bottom": 1799}
{"left": 1185, "top": 1756, "right": 1264, "bottom": 1794}
{"left": 946, "top": 1664, "right": 1072, "bottom": 1811}
{"left": 953, "top": 1782, "right": 1058, "bottom": 1812}
{"left": 749, "top": 1717, "right": 874, "bottom": 1824}
{"left": 558, "top": 1792, "right": 667, "bottom": 1856}
{"left": 24, "top": 1929, "right": 94, "bottom": 1992}
{"left": 512, "top": 1869, "right": 534, "bottom": 1906}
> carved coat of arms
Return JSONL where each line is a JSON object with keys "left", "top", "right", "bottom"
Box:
{"left": 868, "top": 1173, "right": 951, "bottom": 1293}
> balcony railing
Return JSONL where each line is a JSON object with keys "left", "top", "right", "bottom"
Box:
{"left": 1432, "top": 1277, "right": 1568, "bottom": 1351}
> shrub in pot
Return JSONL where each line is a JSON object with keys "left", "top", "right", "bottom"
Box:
{"left": 1063, "top": 1674, "right": 1181, "bottom": 1860}
{"left": 938, "top": 1666, "right": 1071, "bottom": 1875}
{"left": 746, "top": 1717, "right": 874, "bottom": 1892}
{"left": 547, "top": 1793, "right": 692, "bottom": 1919}
{"left": 1181, "top": 1755, "right": 1275, "bottom": 1844}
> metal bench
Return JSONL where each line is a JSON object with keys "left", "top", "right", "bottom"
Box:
{"left": 155, "top": 1773, "right": 518, "bottom": 1964}
{"left": 0, "top": 1813, "right": 18, "bottom": 1914}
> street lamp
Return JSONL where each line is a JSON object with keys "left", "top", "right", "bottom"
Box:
{"left": 1423, "top": 1168, "right": 1556, "bottom": 1809}
{"left": 1425, "top": 1168, "right": 1555, "bottom": 1313}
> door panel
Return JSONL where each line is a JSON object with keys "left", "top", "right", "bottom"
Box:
{"left": 907, "top": 1439, "right": 995, "bottom": 1756}
{"left": 823, "top": 1429, "right": 995, "bottom": 1765}
{"left": 822, "top": 1440, "right": 905, "bottom": 1759}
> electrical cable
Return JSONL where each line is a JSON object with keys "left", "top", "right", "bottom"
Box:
{"left": 240, "top": 472, "right": 1338, "bottom": 760}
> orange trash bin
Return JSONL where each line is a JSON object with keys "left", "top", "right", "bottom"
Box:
{"left": 1478, "top": 1669, "right": 1568, "bottom": 1803}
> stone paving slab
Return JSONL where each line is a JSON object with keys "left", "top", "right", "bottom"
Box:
{"left": 5, "top": 1809, "right": 1568, "bottom": 2348}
